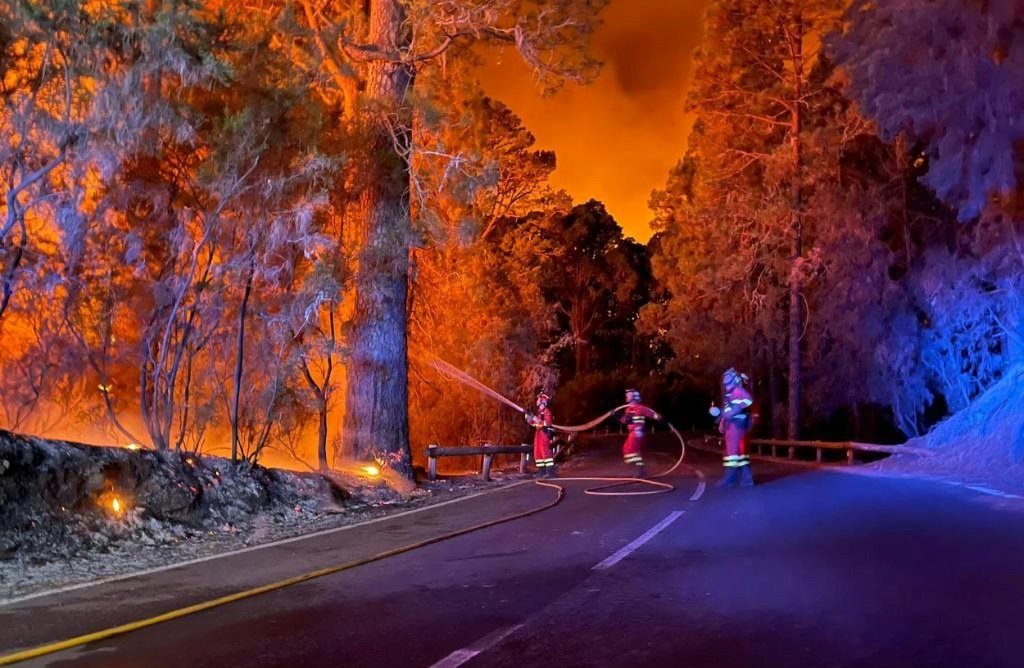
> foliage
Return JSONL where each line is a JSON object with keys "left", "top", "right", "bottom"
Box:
{"left": 0, "top": 0, "right": 341, "bottom": 468}
{"left": 278, "top": 0, "right": 607, "bottom": 477}
{"left": 407, "top": 92, "right": 566, "bottom": 452}
{"left": 830, "top": 0, "right": 1024, "bottom": 440}
{"left": 642, "top": 0, "right": 849, "bottom": 436}
{"left": 831, "top": 0, "right": 1024, "bottom": 220}
{"left": 873, "top": 220, "right": 1024, "bottom": 436}
{"left": 535, "top": 200, "right": 650, "bottom": 376}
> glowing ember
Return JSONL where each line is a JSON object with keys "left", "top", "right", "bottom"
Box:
{"left": 125, "top": 443, "right": 141, "bottom": 451}
{"left": 111, "top": 497, "right": 123, "bottom": 513}
{"left": 362, "top": 465, "right": 381, "bottom": 476}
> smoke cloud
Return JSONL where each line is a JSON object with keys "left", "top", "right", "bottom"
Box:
{"left": 479, "top": 0, "right": 711, "bottom": 241}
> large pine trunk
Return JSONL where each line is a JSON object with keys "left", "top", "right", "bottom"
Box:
{"left": 787, "top": 183, "right": 802, "bottom": 439}
{"left": 786, "top": 12, "right": 805, "bottom": 441}
{"left": 341, "top": 0, "right": 414, "bottom": 478}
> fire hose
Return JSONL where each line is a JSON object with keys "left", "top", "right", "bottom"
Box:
{"left": 0, "top": 363, "right": 695, "bottom": 665}
{"left": 429, "top": 359, "right": 690, "bottom": 496}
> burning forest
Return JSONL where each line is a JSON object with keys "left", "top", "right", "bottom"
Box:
{"left": 1, "top": 0, "right": 1023, "bottom": 605}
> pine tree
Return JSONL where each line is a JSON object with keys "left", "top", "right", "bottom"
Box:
{"left": 647, "top": 0, "right": 846, "bottom": 437}
{"left": 831, "top": 0, "right": 1024, "bottom": 221}
{"left": 288, "top": 0, "right": 606, "bottom": 476}
{"left": 407, "top": 91, "right": 566, "bottom": 452}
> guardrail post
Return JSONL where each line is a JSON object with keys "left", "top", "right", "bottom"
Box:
{"left": 788, "top": 446, "right": 795, "bottom": 459}
{"left": 482, "top": 453, "right": 494, "bottom": 481}
{"left": 847, "top": 447, "right": 855, "bottom": 465}
{"left": 427, "top": 445, "right": 438, "bottom": 481}
{"left": 816, "top": 447, "right": 823, "bottom": 463}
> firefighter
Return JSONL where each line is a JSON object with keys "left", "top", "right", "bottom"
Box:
{"left": 616, "top": 388, "right": 662, "bottom": 478}
{"left": 525, "top": 392, "right": 556, "bottom": 478}
{"left": 712, "top": 368, "right": 755, "bottom": 487}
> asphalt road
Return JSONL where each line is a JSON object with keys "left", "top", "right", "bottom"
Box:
{"left": 4, "top": 436, "right": 1024, "bottom": 667}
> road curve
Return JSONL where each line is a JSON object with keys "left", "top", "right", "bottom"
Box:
{"left": 4, "top": 437, "right": 1023, "bottom": 668}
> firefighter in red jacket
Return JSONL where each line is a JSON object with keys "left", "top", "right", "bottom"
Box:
{"left": 712, "top": 368, "right": 755, "bottom": 487}
{"left": 616, "top": 388, "right": 662, "bottom": 478}
{"left": 526, "top": 393, "right": 556, "bottom": 478}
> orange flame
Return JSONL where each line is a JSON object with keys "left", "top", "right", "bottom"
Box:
{"left": 361, "top": 465, "right": 380, "bottom": 477}
{"left": 111, "top": 497, "right": 122, "bottom": 513}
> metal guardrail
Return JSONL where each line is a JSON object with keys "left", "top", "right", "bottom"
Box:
{"left": 693, "top": 436, "right": 933, "bottom": 464}
{"left": 424, "top": 444, "right": 531, "bottom": 481}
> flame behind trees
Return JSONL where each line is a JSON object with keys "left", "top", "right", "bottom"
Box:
{"left": 407, "top": 87, "right": 570, "bottom": 449}
{"left": 0, "top": 0, "right": 612, "bottom": 473}
{"left": 1, "top": 0, "right": 341, "bottom": 463}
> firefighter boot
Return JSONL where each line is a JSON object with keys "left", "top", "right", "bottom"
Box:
{"left": 546, "top": 464, "right": 557, "bottom": 479}
{"left": 635, "top": 463, "right": 648, "bottom": 479}
{"left": 717, "top": 466, "right": 739, "bottom": 488}
{"left": 738, "top": 464, "right": 755, "bottom": 487}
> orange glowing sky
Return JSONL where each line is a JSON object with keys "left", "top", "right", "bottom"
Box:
{"left": 480, "top": 0, "right": 711, "bottom": 242}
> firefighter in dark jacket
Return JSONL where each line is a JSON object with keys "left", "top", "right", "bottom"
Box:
{"left": 526, "top": 393, "right": 556, "bottom": 478}
{"left": 616, "top": 388, "right": 662, "bottom": 478}
{"left": 711, "top": 368, "right": 755, "bottom": 487}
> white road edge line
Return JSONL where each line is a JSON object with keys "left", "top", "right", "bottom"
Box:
{"left": 962, "top": 484, "right": 1023, "bottom": 499}
{"left": 936, "top": 480, "right": 1023, "bottom": 500}
{"left": 429, "top": 623, "right": 525, "bottom": 668}
{"left": 689, "top": 468, "right": 706, "bottom": 502}
{"left": 830, "top": 467, "right": 1024, "bottom": 500}
{"left": 0, "top": 480, "right": 533, "bottom": 608}
{"left": 593, "top": 510, "right": 685, "bottom": 571}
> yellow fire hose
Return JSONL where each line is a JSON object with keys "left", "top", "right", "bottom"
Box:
{"left": 429, "top": 358, "right": 690, "bottom": 497}
{"left": 540, "top": 422, "right": 688, "bottom": 496}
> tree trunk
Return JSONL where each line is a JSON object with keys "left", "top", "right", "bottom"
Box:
{"left": 786, "top": 14, "right": 805, "bottom": 441}
{"left": 769, "top": 355, "right": 784, "bottom": 438}
{"left": 787, "top": 162, "right": 802, "bottom": 439}
{"left": 231, "top": 258, "right": 255, "bottom": 462}
{"left": 317, "top": 395, "right": 329, "bottom": 471}
{"left": 574, "top": 335, "right": 588, "bottom": 376}
{"left": 0, "top": 215, "right": 27, "bottom": 324}
{"left": 341, "top": 0, "right": 414, "bottom": 478}
{"left": 571, "top": 299, "right": 590, "bottom": 375}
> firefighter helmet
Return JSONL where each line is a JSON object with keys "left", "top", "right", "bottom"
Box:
{"left": 722, "top": 368, "right": 748, "bottom": 390}
{"left": 625, "top": 388, "right": 641, "bottom": 403}
{"left": 536, "top": 392, "right": 551, "bottom": 407}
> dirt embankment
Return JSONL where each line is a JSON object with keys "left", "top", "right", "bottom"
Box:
{"left": 0, "top": 430, "right": 527, "bottom": 599}
{"left": 0, "top": 430, "right": 359, "bottom": 559}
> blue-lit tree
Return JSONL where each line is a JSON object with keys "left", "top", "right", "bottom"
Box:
{"left": 833, "top": 0, "right": 1024, "bottom": 461}
{"left": 831, "top": 0, "right": 1024, "bottom": 222}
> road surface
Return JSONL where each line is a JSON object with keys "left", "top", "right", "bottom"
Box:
{"left": 2, "top": 436, "right": 1023, "bottom": 667}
